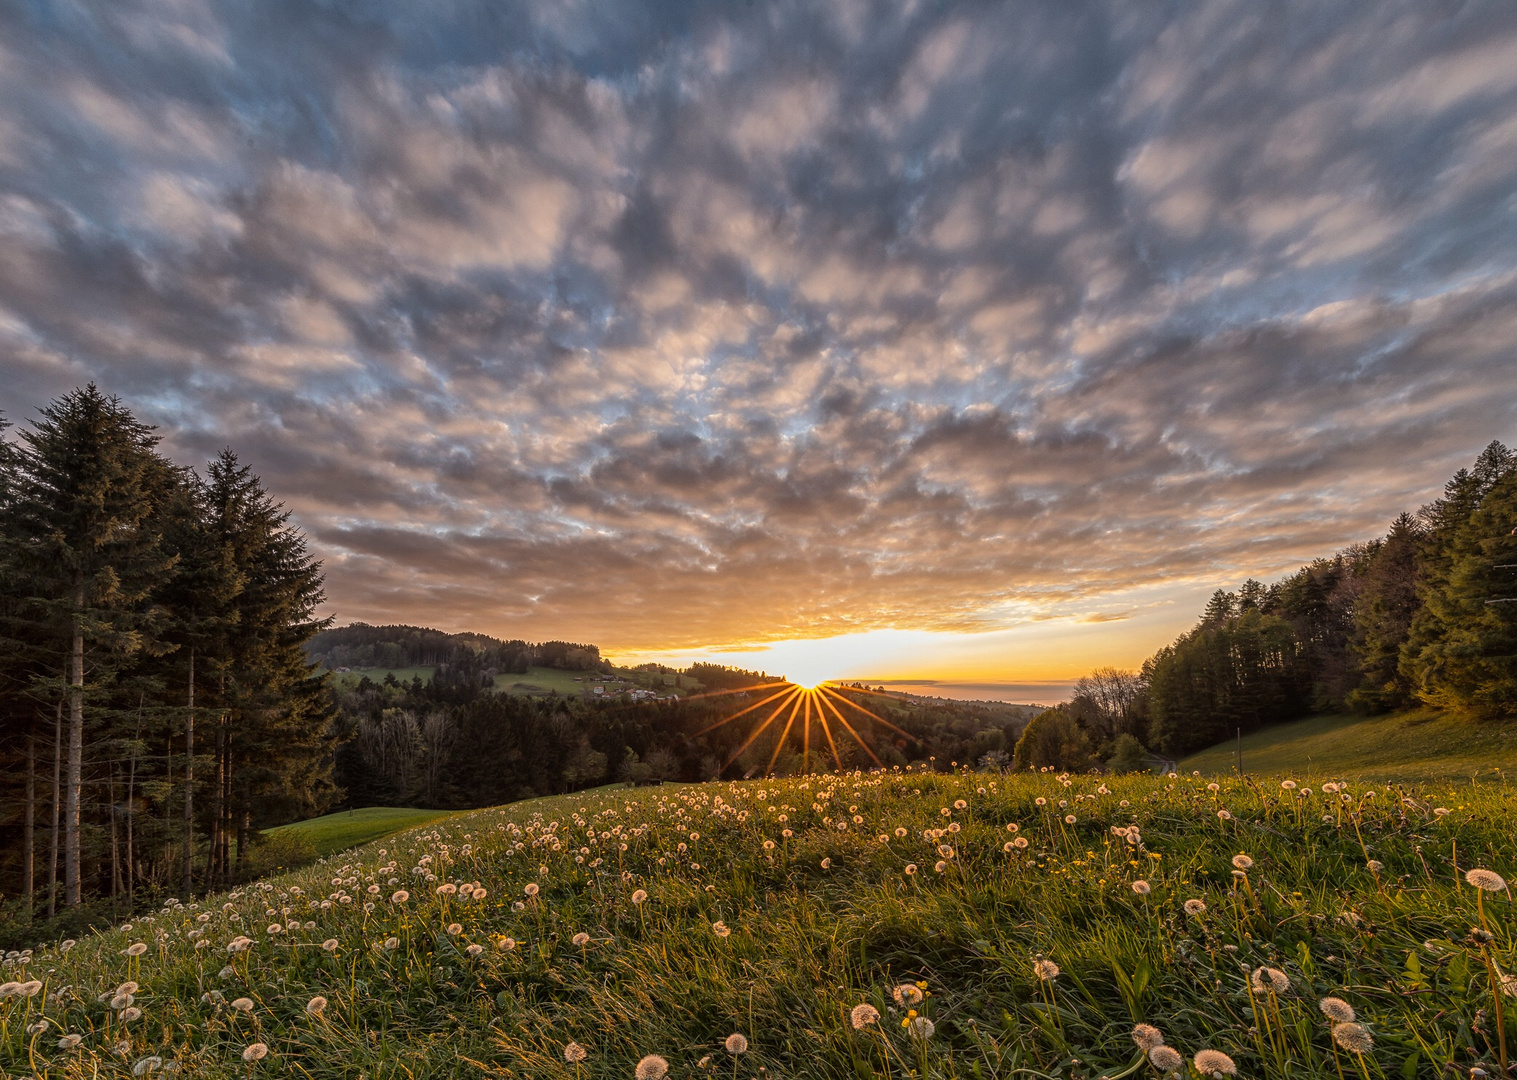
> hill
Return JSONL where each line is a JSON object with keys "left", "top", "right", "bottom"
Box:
{"left": 1180, "top": 709, "right": 1517, "bottom": 782}
{"left": 10, "top": 768, "right": 1514, "bottom": 1079}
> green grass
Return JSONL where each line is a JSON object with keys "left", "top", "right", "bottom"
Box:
{"left": 8, "top": 769, "right": 1516, "bottom": 1079}
{"left": 264, "top": 808, "right": 463, "bottom": 858}
{"left": 1181, "top": 708, "right": 1517, "bottom": 781}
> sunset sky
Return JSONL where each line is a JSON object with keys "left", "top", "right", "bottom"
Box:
{"left": 3, "top": 2, "right": 1516, "bottom": 701}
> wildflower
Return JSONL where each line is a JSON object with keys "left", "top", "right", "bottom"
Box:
{"left": 497, "top": 937, "right": 517, "bottom": 951}
{"left": 1281, "top": 780, "right": 1297, "bottom": 790}
{"left": 1332, "top": 1022, "right": 1374, "bottom": 1053}
{"left": 447, "top": 923, "right": 463, "bottom": 936}
{"left": 133, "top": 1056, "right": 163, "bottom": 1075}
{"left": 267, "top": 924, "right": 282, "bottom": 934}
{"left": 934, "top": 860, "right": 947, "bottom": 873}
{"left": 125, "top": 942, "right": 148, "bottom": 956}
{"left": 851, "top": 1003, "right": 880, "bottom": 1029}
{"left": 893, "top": 983, "right": 924, "bottom": 1006}
{"left": 904, "top": 863, "right": 918, "bottom": 875}
{"left": 305, "top": 996, "right": 327, "bottom": 1016}
{"left": 1465, "top": 868, "right": 1507, "bottom": 892}
{"left": 436, "top": 883, "right": 457, "bottom": 896}
{"left": 631, "top": 889, "right": 648, "bottom": 904}
{"left": 1132, "top": 1024, "right": 1165, "bottom": 1051}
{"left": 58, "top": 1033, "right": 84, "bottom": 1050}
{"left": 322, "top": 939, "right": 339, "bottom": 952}
{"left": 1231, "top": 854, "right": 1253, "bottom": 871}
{"left": 1193, "top": 1049, "right": 1237, "bottom": 1077}
{"left": 1184, "top": 899, "right": 1207, "bottom": 915}
{"left": 1064, "top": 814, "right": 1077, "bottom": 824}
{"left": 1150, "top": 1046, "right": 1183, "bottom": 1072}
{"left": 1251, "top": 967, "right": 1289, "bottom": 993}
{"left": 119, "top": 1006, "right": 143, "bottom": 1022}
{"left": 231, "top": 997, "right": 254, "bottom": 1013}
{"left": 954, "top": 799, "right": 967, "bottom": 810}
{"left": 242, "top": 1042, "right": 269, "bottom": 1062}
{"left": 1013, "top": 837, "right": 1029, "bottom": 848}
{"left": 524, "top": 883, "right": 540, "bottom": 897}
{"left": 1132, "top": 880, "right": 1151, "bottom": 895}
{"left": 1033, "top": 959, "right": 1059, "bottom": 980}
{"left": 712, "top": 921, "right": 731, "bottom": 938}
{"left": 635, "top": 1054, "right": 669, "bottom": 1079}
{"left": 1035, "top": 797, "right": 1047, "bottom": 806}
{"left": 572, "top": 932, "right": 591, "bottom": 946}
{"left": 565, "top": 1041, "right": 588, "bottom": 1062}
{"left": 472, "top": 888, "right": 488, "bottom": 901}
{"left": 390, "top": 890, "right": 409, "bottom": 903}
{"left": 1319, "top": 997, "right": 1355, "bottom": 1023}
{"left": 725, "top": 1033, "right": 748, "bottom": 1054}
{"left": 383, "top": 937, "right": 400, "bottom": 951}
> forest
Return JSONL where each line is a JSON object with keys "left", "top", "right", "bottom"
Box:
{"left": 1019, "top": 440, "right": 1517, "bottom": 772}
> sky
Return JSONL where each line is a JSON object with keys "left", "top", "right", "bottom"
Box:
{"left": 2, "top": 2, "right": 1517, "bottom": 702}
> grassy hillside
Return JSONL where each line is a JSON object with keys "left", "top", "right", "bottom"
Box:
{"left": 1181, "top": 709, "right": 1517, "bottom": 781}
{"left": 6, "top": 768, "right": 1515, "bottom": 1079}
{"left": 325, "top": 664, "right": 687, "bottom": 699}
{"left": 264, "top": 808, "right": 462, "bottom": 857}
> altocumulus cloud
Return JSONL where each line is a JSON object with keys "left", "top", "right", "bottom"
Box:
{"left": 1, "top": 0, "right": 1516, "bottom": 652}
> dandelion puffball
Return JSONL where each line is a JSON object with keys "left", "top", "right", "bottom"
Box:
{"left": 1332, "top": 1022, "right": 1374, "bottom": 1053}
{"left": 125, "top": 942, "right": 148, "bottom": 956}
{"left": 1131, "top": 1024, "right": 1164, "bottom": 1051}
{"left": 497, "top": 937, "right": 517, "bottom": 951}
{"left": 58, "top": 1034, "right": 84, "bottom": 1050}
{"left": 635, "top": 1053, "right": 669, "bottom": 1079}
{"left": 1184, "top": 899, "right": 1207, "bottom": 915}
{"left": 572, "top": 932, "right": 590, "bottom": 946}
{"left": 119, "top": 1006, "right": 143, "bottom": 1022}
{"left": 908, "top": 1016, "right": 935, "bottom": 1038}
{"left": 524, "top": 883, "right": 540, "bottom": 897}
{"left": 242, "top": 1042, "right": 269, "bottom": 1062}
{"left": 1231, "top": 854, "right": 1254, "bottom": 871}
{"left": 1319, "top": 997, "right": 1356, "bottom": 1023}
{"left": 322, "top": 939, "right": 339, "bottom": 951}
{"left": 1132, "top": 880, "right": 1151, "bottom": 895}
{"left": 1465, "top": 868, "right": 1507, "bottom": 892}
{"left": 564, "top": 1041, "right": 588, "bottom": 1062}
{"left": 305, "top": 996, "right": 327, "bottom": 1016}
{"left": 892, "top": 983, "right": 924, "bottom": 1006}
{"left": 850, "top": 1004, "right": 880, "bottom": 1029}
{"left": 231, "top": 998, "right": 254, "bottom": 1013}
{"left": 1193, "top": 1049, "right": 1237, "bottom": 1076}
{"left": 711, "top": 921, "right": 731, "bottom": 938}
{"left": 631, "top": 890, "right": 648, "bottom": 904}
{"left": 1149, "top": 1046, "right": 1183, "bottom": 1071}
{"left": 1033, "top": 959, "right": 1060, "bottom": 980}
{"left": 724, "top": 1033, "right": 748, "bottom": 1054}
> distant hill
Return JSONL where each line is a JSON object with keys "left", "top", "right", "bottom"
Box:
{"left": 306, "top": 623, "right": 603, "bottom": 676}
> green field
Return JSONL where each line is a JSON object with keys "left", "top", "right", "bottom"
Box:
{"left": 1181, "top": 708, "right": 1517, "bottom": 782}
{"left": 12, "top": 766, "right": 1517, "bottom": 1079}
{"left": 263, "top": 807, "right": 462, "bottom": 857}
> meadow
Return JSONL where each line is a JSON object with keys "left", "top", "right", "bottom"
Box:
{"left": 1180, "top": 710, "right": 1517, "bottom": 783}
{"left": 264, "top": 808, "right": 464, "bottom": 858}
{"left": 1, "top": 767, "right": 1513, "bottom": 1079}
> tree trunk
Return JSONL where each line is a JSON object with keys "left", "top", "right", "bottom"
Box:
{"left": 23, "top": 732, "right": 35, "bottom": 918}
{"left": 48, "top": 697, "right": 62, "bottom": 918}
{"left": 65, "top": 575, "right": 84, "bottom": 907}
{"left": 184, "top": 647, "right": 195, "bottom": 896}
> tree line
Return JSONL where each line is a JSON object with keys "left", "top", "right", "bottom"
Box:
{"left": 306, "top": 623, "right": 603, "bottom": 680}
{"left": 0, "top": 386, "right": 331, "bottom": 925}
{"left": 1013, "top": 440, "right": 1517, "bottom": 771}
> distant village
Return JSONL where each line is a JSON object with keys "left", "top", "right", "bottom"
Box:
{"left": 572, "top": 673, "right": 682, "bottom": 703}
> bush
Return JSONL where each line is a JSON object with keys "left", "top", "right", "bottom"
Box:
{"left": 1105, "top": 733, "right": 1150, "bottom": 774}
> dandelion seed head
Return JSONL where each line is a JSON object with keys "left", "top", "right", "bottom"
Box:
{"left": 1231, "top": 854, "right": 1253, "bottom": 870}
{"left": 1332, "top": 1022, "right": 1374, "bottom": 1053}
{"left": 725, "top": 1033, "right": 748, "bottom": 1054}
{"left": 1149, "top": 1046, "right": 1182, "bottom": 1071}
{"left": 322, "top": 939, "right": 338, "bottom": 952}
{"left": 572, "top": 932, "right": 590, "bottom": 946}
{"left": 1131, "top": 1024, "right": 1164, "bottom": 1051}
{"left": 631, "top": 889, "right": 648, "bottom": 904}
{"left": 850, "top": 1003, "right": 880, "bottom": 1029}
{"left": 1465, "top": 868, "right": 1506, "bottom": 892}
{"left": 1193, "top": 1049, "right": 1236, "bottom": 1076}
{"left": 1132, "top": 880, "right": 1151, "bottom": 895}
{"left": 383, "top": 937, "right": 400, "bottom": 951}
{"left": 125, "top": 942, "right": 148, "bottom": 956}
{"left": 119, "top": 1006, "right": 142, "bottom": 1022}
{"left": 58, "top": 1033, "right": 84, "bottom": 1050}
{"left": 564, "top": 1041, "right": 587, "bottom": 1062}
{"left": 132, "top": 1055, "right": 163, "bottom": 1075}
{"left": 635, "top": 1053, "right": 669, "bottom": 1079}
{"left": 1184, "top": 899, "right": 1207, "bottom": 915}
{"left": 1033, "top": 959, "right": 1060, "bottom": 980}
{"left": 390, "top": 890, "right": 409, "bottom": 903}
{"left": 1319, "top": 997, "right": 1355, "bottom": 1023}
{"left": 241, "top": 1042, "right": 268, "bottom": 1062}
{"left": 305, "top": 996, "right": 327, "bottom": 1016}
{"left": 712, "top": 921, "right": 731, "bottom": 938}
{"left": 892, "top": 983, "right": 924, "bottom": 1006}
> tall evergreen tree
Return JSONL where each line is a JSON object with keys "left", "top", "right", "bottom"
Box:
{"left": 1347, "top": 514, "right": 1425, "bottom": 712}
{"left": 5, "top": 387, "right": 176, "bottom": 906}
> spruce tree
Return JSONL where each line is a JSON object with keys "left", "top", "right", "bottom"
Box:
{"left": 5, "top": 386, "right": 176, "bottom": 906}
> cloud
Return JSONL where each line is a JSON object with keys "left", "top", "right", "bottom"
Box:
{"left": 1, "top": 0, "right": 1516, "bottom": 667}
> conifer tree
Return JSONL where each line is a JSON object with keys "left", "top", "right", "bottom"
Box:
{"left": 5, "top": 386, "right": 176, "bottom": 906}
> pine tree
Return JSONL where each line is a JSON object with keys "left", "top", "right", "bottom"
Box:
{"left": 1347, "top": 514, "right": 1425, "bottom": 712}
{"left": 5, "top": 387, "right": 176, "bottom": 906}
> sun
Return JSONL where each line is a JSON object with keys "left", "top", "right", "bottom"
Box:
{"left": 686, "top": 678, "right": 915, "bottom": 776}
